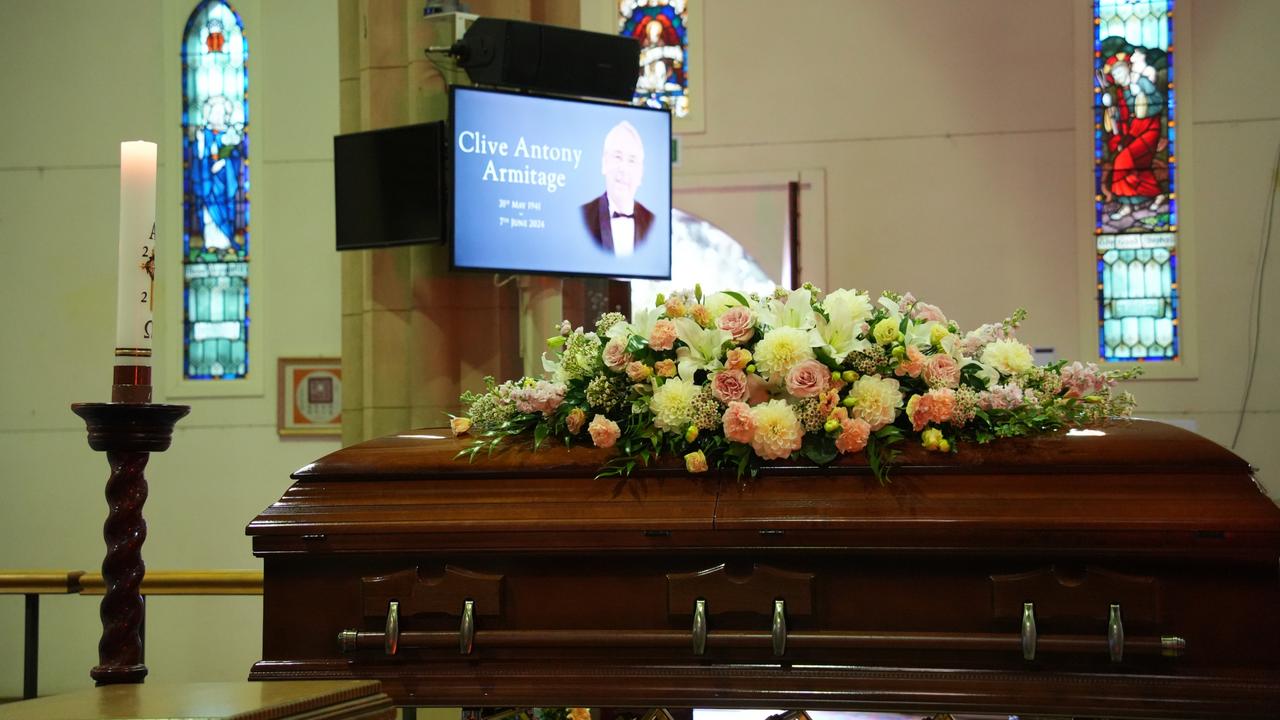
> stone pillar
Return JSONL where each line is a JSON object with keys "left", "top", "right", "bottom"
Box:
{"left": 338, "top": 0, "right": 580, "bottom": 445}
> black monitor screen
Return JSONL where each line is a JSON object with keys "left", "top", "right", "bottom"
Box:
{"left": 334, "top": 122, "right": 444, "bottom": 251}
{"left": 450, "top": 86, "right": 671, "bottom": 279}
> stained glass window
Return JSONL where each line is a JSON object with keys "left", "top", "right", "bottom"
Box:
{"left": 182, "top": 0, "right": 250, "bottom": 379}
{"left": 619, "top": 0, "right": 689, "bottom": 118}
{"left": 1094, "top": 0, "right": 1177, "bottom": 360}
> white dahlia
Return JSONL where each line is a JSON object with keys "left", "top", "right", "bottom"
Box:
{"left": 650, "top": 377, "right": 700, "bottom": 431}
{"left": 753, "top": 326, "right": 816, "bottom": 379}
{"left": 980, "top": 339, "right": 1034, "bottom": 376}
{"left": 749, "top": 399, "right": 804, "bottom": 460}
{"left": 848, "top": 374, "right": 904, "bottom": 431}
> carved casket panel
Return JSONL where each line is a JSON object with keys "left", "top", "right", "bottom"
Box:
{"left": 248, "top": 420, "right": 1280, "bottom": 717}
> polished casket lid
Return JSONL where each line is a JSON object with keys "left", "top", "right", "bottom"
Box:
{"left": 248, "top": 419, "right": 1280, "bottom": 556}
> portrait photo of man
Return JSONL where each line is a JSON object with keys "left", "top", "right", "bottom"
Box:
{"left": 581, "top": 120, "right": 654, "bottom": 256}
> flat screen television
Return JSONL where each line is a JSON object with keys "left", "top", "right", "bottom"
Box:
{"left": 333, "top": 122, "right": 444, "bottom": 250}
{"left": 450, "top": 85, "right": 672, "bottom": 279}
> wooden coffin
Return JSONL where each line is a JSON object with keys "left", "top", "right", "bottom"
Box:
{"left": 247, "top": 419, "right": 1280, "bottom": 717}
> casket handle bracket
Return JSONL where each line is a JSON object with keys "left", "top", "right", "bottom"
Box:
{"left": 459, "top": 599, "right": 475, "bottom": 655}
{"left": 385, "top": 600, "right": 400, "bottom": 656}
{"left": 1021, "top": 601, "right": 1037, "bottom": 661}
{"left": 691, "top": 598, "right": 707, "bottom": 656}
{"left": 1108, "top": 603, "right": 1124, "bottom": 663}
{"left": 771, "top": 599, "right": 787, "bottom": 657}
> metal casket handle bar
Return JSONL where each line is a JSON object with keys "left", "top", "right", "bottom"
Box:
{"left": 460, "top": 599, "right": 475, "bottom": 655}
{"left": 1108, "top": 603, "right": 1124, "bottom": 663}
{"left": 691, "top": 598, "right": 707, "bottom": 656}
{"left": 1022, "top": 602, "right": 1037, "bottom": 661}
{"left": 384, "top": 600, "right": 400, "bottom": 656}
{"left": 772, "top": 599, "right": 787, "bottom": 657}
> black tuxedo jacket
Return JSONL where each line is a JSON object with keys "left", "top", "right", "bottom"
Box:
{"left": 581, "top": 193, "right": 655, "bottom": 254}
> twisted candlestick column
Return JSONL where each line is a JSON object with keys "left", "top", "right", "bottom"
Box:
{"left": 94, "top": 450, "right": 151, "bottom": 682}
{"left": 72, "top": 402, "right": 188, "bottom": 686}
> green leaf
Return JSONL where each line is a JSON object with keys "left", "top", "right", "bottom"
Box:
{"left": 533, "top": 421, "right": 550, "bottom": 451}
{"left": 722, "top": 290, "right": 750, "bottom": 307}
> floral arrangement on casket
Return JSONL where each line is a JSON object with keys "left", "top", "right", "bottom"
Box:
{"left": 454, "top": 285, "right": 1138, "bottom": 482}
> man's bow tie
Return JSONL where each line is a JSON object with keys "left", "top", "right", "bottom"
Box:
{"left": 611, "top": 211, "right": 634, "bottom": 219}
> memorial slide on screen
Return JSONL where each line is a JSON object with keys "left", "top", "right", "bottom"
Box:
{"left": 451, "top": 87, "right": 671, "bottom": 279}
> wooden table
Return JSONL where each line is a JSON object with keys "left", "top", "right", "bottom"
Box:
{"left": 0, "top": 680, "right": 394, "bottom": 720}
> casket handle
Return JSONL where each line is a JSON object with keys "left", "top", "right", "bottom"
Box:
{"left": 385, "top": 600, "right": 400, "bottom": 656}
{"left": 1021, "top": 602, "right": 1037, "bottom": 661}
{"left": 1108, "top": 603, "right": 1124, "bottom": 663}
{"left": 460, "top": 599, "right": 475, "bottom": 655}
{"left": 692, "top": 598, "right": 707, "bottom": 656}
{"left": 771, "top": 599, "right": 787, "bottom": 657}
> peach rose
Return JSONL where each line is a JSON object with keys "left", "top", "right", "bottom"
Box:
{"left": 625, "top": 361, "right": 652, "bottom": 382}
{"left": 721, "top": 401, "right": 757, "bottom": 443}
{"left": 922, "top": 353, "right": 961, "bottom": 388}
{"left": 725, "top": 347, "right": 752, "bottom": 371}
{"left": 587, "top": 414, "right": 621, "bottom": 448}
{"left": 746, "top": 373, "right": 772, "bottom": 405}
{"left": 716, "top": 306, "right": 756, "bottom": 344}
{"left": 449, "top": 416, "right": 472, "bottom": 436}
{"left": 785, "top": 359, "right": 831, "bottom": 398}
{"left": 684, "top": 450, "right": 708, "bottom": 473}
{"left": 649, "top": 320, "right": 677, "bottom": 351}
{"left": 655, "top": 359, "right": 677, "bottom": 378}
{"left": 565, "top": 407, "right": 587, "bottom": 435}
{"left": 602, "top": 336, "right": 631, "bottom": 372}
{"left": 711, "top": 369, "right": 748, "bottom": 404}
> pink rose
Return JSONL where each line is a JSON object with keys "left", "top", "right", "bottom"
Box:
{"left": 649, "top": 320, "right": 677, "bottom": 351}
{"left": 746, "top": 373, "right": 772, "bottom": 405}
{"left": 602, "top": 336, "right": 631, "bottom": 372}
{"left": 711, "top": 369, "right": 748, "bottom": 404}
{"left": 587, "top": 414, "right": 621, "bottom": 448}
{"left": 835, "top": 410, "right": 871, "bottom": 454}
{"left": 684, "top": 450, "right": 708, "bottom": 473}
{"left": 922, "top": 354, "right": 961, "bottom": 388}
{"left": 625, "top": 361, "right": 652, "bottom": 382}
{"left": 721, "top": 401, "right": 757, "bottom": 443}
{"left": 565, "top": 408, "right": 587, "bottom": 435}
{"left": 716, "top": 306, "right": 756, "bottom": 344}
{"left": 655, "top": 359, "right": 677, "bottom": 378}
{"left": 725, "top": 347, "right": 752, "bottom": 371}
{"left": 894, "top": 345, "right": 927, "bottom": 379}
{"left": 785, "top": 359, "right": 831, "bottom": 398}
{"left": 912, "top": 302, "right": 947, "bottom": 323}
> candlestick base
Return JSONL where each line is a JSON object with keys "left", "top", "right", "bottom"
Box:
{"left": 71, "top": 402, "right": 189, "bottom": 686}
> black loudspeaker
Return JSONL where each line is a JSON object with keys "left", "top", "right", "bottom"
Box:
{"left": 453, "top": 18, "right": 640, "bottom": 101}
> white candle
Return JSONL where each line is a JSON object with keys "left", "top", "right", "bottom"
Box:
{"left": 115, "top": 141, "right": 157, "bottom": 366}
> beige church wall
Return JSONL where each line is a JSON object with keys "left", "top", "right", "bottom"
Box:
{"left": 0, "top": 0, "right": 342, "bottom": 699}
{"left": 669, "top": 0, "right": 1280, "bottom": 497}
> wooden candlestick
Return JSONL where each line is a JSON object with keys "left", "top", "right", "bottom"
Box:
{"left": 71, "top": 402, "right": 189, "bottom": 685}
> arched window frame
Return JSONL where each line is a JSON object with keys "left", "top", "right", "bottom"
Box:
{"left": 1076, "top": 0, "right": 1198, "bottom": 378}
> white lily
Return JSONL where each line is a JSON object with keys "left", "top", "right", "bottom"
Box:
{"left": 703, "top": 291, "right": 745, "bottom": 319}
{"left": 811, "top": 288, "right": 873, "bottom": 363}
{"left": 757, "top": 287, "right": 817, "bottom": 330}
{"left": 673, "top": 317, "right": 731, "bottom": 380}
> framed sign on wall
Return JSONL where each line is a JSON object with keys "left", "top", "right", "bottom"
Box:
{"left": 277, "top": 357, "right": 342, "bottom": 436}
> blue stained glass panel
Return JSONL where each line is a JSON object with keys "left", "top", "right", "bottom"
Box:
{"left": 182, "top": 0, "right": 249, "bottom": 379}
{"left": 1094, "top": 0, "right": 1178, "bottom": 361}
